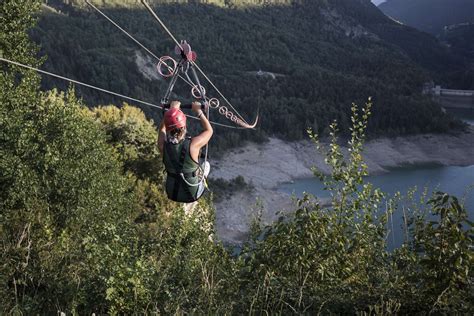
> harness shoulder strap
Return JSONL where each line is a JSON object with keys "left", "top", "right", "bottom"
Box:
{"left": 178, "top": 138, "right": 190, "bottom": 171}
{"left": 177, "top": 138, "right": 195, "bottom": 200}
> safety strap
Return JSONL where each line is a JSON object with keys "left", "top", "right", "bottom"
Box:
{"left": 188, "top": 63, "right": 210, "bottom": 168}
{"left": 181, "top": 140, "right": 195, "bottom": 198}
{"left": 161, "top": 58, "right": 187, "bottom": 106}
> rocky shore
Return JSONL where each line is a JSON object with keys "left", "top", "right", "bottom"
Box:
{"left": 211, "top": 127, "right": 474, "bottom": 244}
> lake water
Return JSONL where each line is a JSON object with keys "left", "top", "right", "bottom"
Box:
{"left": 448, "top": 108, "right": 474, "bottom": 125}
{"left": 278, "top": 165, "right": 474, "bottom": 248}
{"left": 277, "top": 108, "right": 474, "bottom": 248}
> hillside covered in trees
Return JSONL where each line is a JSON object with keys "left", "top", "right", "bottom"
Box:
{"left": 32, "top": 0, "right": 469, "bottom": 152}
{"left": 1, "top": 1, "right": 473, "bottom": 314}
{"left": 442, "top": 23, "right": 474, "bottom": 62}
{"left": 378, "top": 0, "right": 474, "bottom": 92}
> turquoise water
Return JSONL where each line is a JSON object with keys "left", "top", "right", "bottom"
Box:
{"left": 278, "top": 165, "right": 474, "bottom": 248}
{"left": 447, "top": 108, "right": 474, "bottom": 125}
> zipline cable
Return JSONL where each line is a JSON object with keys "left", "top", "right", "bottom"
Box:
{"left": 189, "top": 63, "right": 210, "bottom": 164}
{"left": 140, "top": 0, "right": 253, "bottom": 126}
{"left": 0, "top": 57, "right": 246, "bottom": 129}
{"left": 85, "top": 0, "right": 194, "bottom": 89}
{"left": 85, "top": 0, "right": 161, "bottom": 61}
{"left": 140, "top": 0, "right": 183, "bottom": 51}
{"left": 86, "top": 0, "right": 256, "bottom": 129}
{"left": 192, "top": 62, "right": 253, "bottom": 125}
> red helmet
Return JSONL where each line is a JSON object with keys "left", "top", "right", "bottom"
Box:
{"left": 164, "top": 108, "right": 186, "bottom": 131}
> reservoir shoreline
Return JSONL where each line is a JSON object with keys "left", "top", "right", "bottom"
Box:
{"left": 212, "top": 127, "right": 474, "bottom": 244}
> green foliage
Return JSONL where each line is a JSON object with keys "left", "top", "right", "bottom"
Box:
{"left": 83, "top": 103, "right": 237, "bottom": 313}
{"left": 1, "top": 88, "right": 472, "bottom": 313}
{"left": 0, "top": 86, "right": 234, "bottom": 314}
{"left": 88, "top": 103, "right": 163, "bottom": 180}
{"left": 238, "top": 100, "right": 390, "bottom": 313}
{"left": 0, "top": 87, "right": 137, "bottom": 313}
{"left": 236, "top": 99, "right": 473, "bottom": 314}
{"left": 407, "top": 192, "right": 473, "bottom": 312}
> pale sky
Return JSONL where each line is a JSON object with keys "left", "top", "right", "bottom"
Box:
{"left": 372, "top": 0, "right": 386, "bottom": 5}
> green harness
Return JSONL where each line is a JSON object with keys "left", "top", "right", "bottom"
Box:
{"left": 163, "top": 137, "right": 202, "bottom": 203}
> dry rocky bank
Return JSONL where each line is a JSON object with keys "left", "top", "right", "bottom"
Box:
{"left": 211, "top": 127, "right": 474, "bottom": 244}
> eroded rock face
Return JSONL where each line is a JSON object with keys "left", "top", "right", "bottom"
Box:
{"left": 320, "top": 8, "right": 379, "bottom": 40}
{"left": 135, "top": 51, "right": 162, "bottom": 81}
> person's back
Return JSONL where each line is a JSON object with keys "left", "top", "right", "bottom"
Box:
{"left": 158, "top": 101, "right": 213, "bottom": 203}
{"left": 162, "top": 136, "right": 201, "bottom": 202}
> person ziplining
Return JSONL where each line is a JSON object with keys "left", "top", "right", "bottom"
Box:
{"left": 155, "top": 30, "right": 215, "bottom": 203}
{"left": 137, "top": 0, "right": 258, "bottom": 203}
{"left": 159, "top": 101, "right": 212, "bottom": 203}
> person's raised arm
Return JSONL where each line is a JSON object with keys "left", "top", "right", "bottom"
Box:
{"left": 190, "top": 101, "right": 213, "bottom": 152}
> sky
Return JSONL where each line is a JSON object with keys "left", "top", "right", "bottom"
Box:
{"left": 372, "top": 0, "right": 386, "bottom": 5}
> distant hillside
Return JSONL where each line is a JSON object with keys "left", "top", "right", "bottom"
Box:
{"left": 31, "top": 0, "right": 466, "bottom": 149}
{"left": 441, "top": 23, "right": 474, "bottom": 87}
{"left": 379, "top": 0, "right": 474, "bottom": 36}
{"left": 442, "top": 23, "right": 474, "bottom": 61}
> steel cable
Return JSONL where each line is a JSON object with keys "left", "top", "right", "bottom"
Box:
{"left": 0, "top": 57, "right": 246, "bottom": 129}
{"left": 88, "top": 0, "right": 257, "bottom": 129}
{"left": 140, "top": 0, "right": 254, "bottom": 126}
{"left": 85, "top": 0, "right": 194, "bottom": 88}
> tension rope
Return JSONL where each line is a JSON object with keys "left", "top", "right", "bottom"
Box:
{"left": 1, "top": 1, "right": 258, "bottom": 129}
{"left": 85, "top": 0, "right": 258, "bottom": 187}
{"left": 0, "top": 57, "right": 243, "bottom": 129}
{"left": 139, "top": 0, "right": 251, "bottom": 126}
{"left": 86, "top": 0, "right": 257, "bottom": 128}
{"left": 84, "top": 0, "right": 197, "bottom": 96}
{"left": 85, "top": 0, "right": 258, "bottom": 129}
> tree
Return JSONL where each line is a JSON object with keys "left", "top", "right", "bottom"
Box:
{"left": 88, "top": 103, "right": 163, "bottom": 181}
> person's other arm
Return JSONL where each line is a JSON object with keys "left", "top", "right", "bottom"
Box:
{"left": 190, "top": 101, "right": 213, "bottom": 161}
{"left": 158, "top": 119, "right": 166, "bottom": 155}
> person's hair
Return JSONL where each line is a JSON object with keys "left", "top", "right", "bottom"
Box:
{"left": 168, "top": 127, "right": 186, "bottom": 143}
